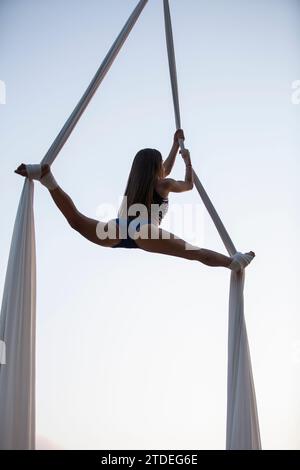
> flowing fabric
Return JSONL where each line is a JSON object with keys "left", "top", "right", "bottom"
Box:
{"left": 0, "top": 0, "right": 148, "bottom": 450}
{"left": 163, "top": 0, "right": 261, "bottom": 449}
{"left": 0, "top": 0, "right": 261, "bottom": 450}
{"left": 0, "top": 181, "right": 36, "bottom": 450}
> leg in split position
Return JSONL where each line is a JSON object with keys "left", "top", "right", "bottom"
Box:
{"left": 14, "top": 163, "right": 255, "bottom": 271}
{"left": 134, "top": 224, "right": 254, "bottom": 270}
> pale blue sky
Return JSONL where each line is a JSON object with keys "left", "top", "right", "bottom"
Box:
{"left": 1, "top": 0, "right": 300, "bottom": 449}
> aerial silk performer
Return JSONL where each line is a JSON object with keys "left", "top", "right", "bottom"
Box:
{"left": 1, "top": 0, "right": 260, "bottom": 450}
{"left": 15, "top": 142, "right": 254, "bottom": 271}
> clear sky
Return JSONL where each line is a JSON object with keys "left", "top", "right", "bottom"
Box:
{"left": 1, "top": 0, "right": 300, "bottom": 450}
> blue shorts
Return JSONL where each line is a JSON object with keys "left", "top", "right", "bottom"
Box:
{"left": 112, "top": 217, "right": 149, "bottom": 249}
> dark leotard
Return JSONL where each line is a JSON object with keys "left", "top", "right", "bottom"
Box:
{"left": 112, "top": 189, "right": 169, "bottom": 249}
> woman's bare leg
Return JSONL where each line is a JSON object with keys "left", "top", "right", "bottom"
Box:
{"left": 14, "top": 165, "right": 253, "bottom": 266}
{"left": 46, "top": 189, "right": 231, "bottom": 265}
{"left": 48, "top": 186, "right": 119, "bottom": 247}
{"left": 14, "top": 164, "right": 118, "bottom": 247}
{"left": 135, "top": 224, "right": 232, "bottom": 267}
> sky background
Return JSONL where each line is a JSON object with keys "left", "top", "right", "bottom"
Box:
{"left": 1, "top": 0, "right": 300, "bottom": 449}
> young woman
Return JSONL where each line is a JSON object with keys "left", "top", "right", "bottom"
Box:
{"left": 15, "top": 129, "right": 254, "bottom": 271}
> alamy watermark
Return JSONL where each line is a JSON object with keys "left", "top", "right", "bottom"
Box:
{"left": 0, "top": 80, "right": 6, "bottom": 104}
{"left": 291, "top": 80, "right": 300, "bottom": 104}
{"left": 0, "top": 340, "right": 6, "bottom": 365}
{"left": 95, "top": 197, "right": 205, "bottom": 249}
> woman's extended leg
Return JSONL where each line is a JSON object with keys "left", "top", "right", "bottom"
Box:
{"left": 15, "top": 163, "right": 119, "bottom": 247}
{"left": 14, "top": 165, "right": 254, "bottom": 267}
{"left": 48, "top": 186, "right": 121, "bottom": 247}
{"left": 135, "top": 224, "right": 232, "bottom": 268}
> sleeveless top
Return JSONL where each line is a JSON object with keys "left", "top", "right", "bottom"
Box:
{"left": 118, "top": 188, "right": 169, "bottom": 226}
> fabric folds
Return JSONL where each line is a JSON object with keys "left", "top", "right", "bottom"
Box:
{"left": 163, "top": 0, "right": 261, "bottom": 450}
{"left": 0, "top": 0, "right": 148, "bottom": 450}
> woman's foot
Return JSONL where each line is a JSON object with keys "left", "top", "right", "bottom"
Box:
{"left": 15, "top": 163, "right": 58, "bottom": 190}
{"left": 15, "top": 163, "right": 50, "bottom": 179}
{"left": 229, "top": 251, "right": 255, "bottom": 272}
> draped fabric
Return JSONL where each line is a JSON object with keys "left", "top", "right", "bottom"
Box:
{"left": 0, "top": 181, "right": 36, "bottom": 450}
{"left": 0, "top": 0, "right": 148, "bottom": 450}
{"left": 0, "top": 0, "right": 261, "bottom": 450}
{"left": 163, "top": 0, "right": 261, "bottom": 450}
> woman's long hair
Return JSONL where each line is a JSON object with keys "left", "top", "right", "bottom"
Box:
{"left": 119, "top": 148, "right": 163, "bottom": 217}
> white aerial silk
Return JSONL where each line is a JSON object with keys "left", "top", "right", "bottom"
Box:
{"left": 0, "top": 0, "right": 261, "bottom": 450}
{"left": 0, "top": 0, "right": 149, "bottom": 450}
{"left": 163, "top": 0, "right": 261, "bottom": 450}
{"left": 0, "top": 181, "right": 36, "bottom": 450}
